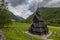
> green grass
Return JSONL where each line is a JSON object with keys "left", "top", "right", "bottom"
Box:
{"left": 48, "top": 26, "right": 60, "bottom": 40}
{"left": 3, "top": 22, "right": 60, "bottom": 40}
{"left": 3, "top": 22, "right": 42, "bottom": 40}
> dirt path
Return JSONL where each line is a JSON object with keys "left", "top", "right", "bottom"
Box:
{"left": 25, "top": 31, "right": 53, "bottom": 40}
{"left": 0, "top": 29, "right": 5, "bottom": 40}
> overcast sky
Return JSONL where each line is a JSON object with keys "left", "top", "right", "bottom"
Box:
{"left": 7, "top": 0, "right": 60, "bottom": 19}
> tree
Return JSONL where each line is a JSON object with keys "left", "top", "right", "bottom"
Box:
{"left": 0, "top": 8, "right": 12, "bottom": 28}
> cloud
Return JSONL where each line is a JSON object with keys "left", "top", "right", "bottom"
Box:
{"left": 28, "top": 0, "right": 43, "bottom": 12}
{"left": 8, "top": 0, "right": 28, "bottom": 6}
{"left": 8, "top": 2, "right": 33, "bottom": 19}
{"left": 7, "top": 0, "right": 60, "bottom": 19}
{"left": 44, "top": 0, "right": 60, "bottom": 7}
{"left": 28, "top": 0, "right": 38, "bottom": 12}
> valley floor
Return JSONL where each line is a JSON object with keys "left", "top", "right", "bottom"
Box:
{"left": 2, "top": 22, "right": 60, "bottom": 40}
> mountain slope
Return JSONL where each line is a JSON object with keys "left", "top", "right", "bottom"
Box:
{"left": 10, "top": 12, "right": 25, "bottom": 21}
{"left": 26, "top": 7, "right": 60, "bottom": 26}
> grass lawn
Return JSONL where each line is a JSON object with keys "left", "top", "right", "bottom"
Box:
{"left": 48, "top": 26, "right": 60, "bottom": 40}
{"left": 3, "top": 22, "right": 42, "bottom": 40}
{"left": 3, "top": 22, "right": 60, "bottom": 40}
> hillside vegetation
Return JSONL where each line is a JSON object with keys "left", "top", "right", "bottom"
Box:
{"left": 26, "top": 8, "right": 60, "bottom": 26}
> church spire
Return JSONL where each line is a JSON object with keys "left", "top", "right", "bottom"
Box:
{"left": 29, "top": 8, "right": 49, "bottom": 35}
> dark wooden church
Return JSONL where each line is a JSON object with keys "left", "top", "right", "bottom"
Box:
{"left": 29, "top": 8, "right": 49, "bottom": 35}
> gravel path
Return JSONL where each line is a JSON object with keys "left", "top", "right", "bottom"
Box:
{"left": 25, "top": 31, "right": 53, "bottom": 40}
{"left": 0, "top": 29, "right": 5, "bottom": 40}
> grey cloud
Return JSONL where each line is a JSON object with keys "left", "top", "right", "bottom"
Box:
{"left": 8, "top": 0, "right": 60, "bottom": 19}
{"left": 44, "top": 2, "right": 60, "bottom": 7}
{"left": 28, "top": 0, "right": 52, "bottom": 12}
{"left": 8, "top": 0, "right": 60, "bottom": 12}
{"left": 28, "top": 1, "right": 38, "bottom": 12}
{"left": 8, "top": 0, "right": 28, "bottom": 6}
{"left": 39, "top": 0, "right": 52, "bottom": 7}
{"left": 29, "top": 0, "right": 60, "bottom": 11}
